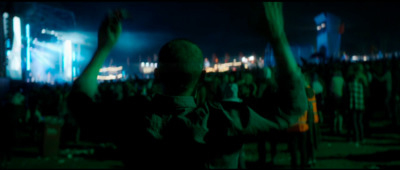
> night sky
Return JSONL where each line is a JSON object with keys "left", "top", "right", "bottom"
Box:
{"left": 4, "top": 2, "right": 400, "bottom": 65}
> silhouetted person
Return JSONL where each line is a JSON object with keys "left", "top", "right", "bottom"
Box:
{"left": 1, "top": 91, "right": 24, "bottom": 169}
{"left": 392, "top": 60, "right": 400, "bottom": 128}
{"left": 374, "top": 61, "right": 392, "bottom": 120}
{"left": 68, "top": 3, "right": 307, "bottom": 169}
{"left": 330, "top": 67, "right": 345, "bottom": 134}
{"left": 347, "top": 64, "right": 368, "bottom": 147}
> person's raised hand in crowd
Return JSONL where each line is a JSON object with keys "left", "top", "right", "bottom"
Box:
{"left": 262, "top": 2, "right": 308, "bottom": 125}
{"left": 75, "top": 9, "right": 128, "bottom": 100}
{"left": 263, "top": 2, "right": 285, "bottom": 42}
{"left": 98, "top": 9, "right": 128, "bottom": 50}
{"left": 263, "top": 2, "right": 298, "bottom": 76}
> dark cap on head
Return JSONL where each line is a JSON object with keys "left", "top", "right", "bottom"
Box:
{"left": 156, "top": 39, "right": 204, "bottom": 94}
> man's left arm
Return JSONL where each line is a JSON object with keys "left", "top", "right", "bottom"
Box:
{"left": 220, "top": 3, "right": 308, "bottom": 136}
{"left": 263, "top": 2, "right": 308, "bottom": 128}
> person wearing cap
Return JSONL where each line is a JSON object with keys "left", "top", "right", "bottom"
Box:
{"left": 68, "top": 3, "right": 307, "bottom": 169}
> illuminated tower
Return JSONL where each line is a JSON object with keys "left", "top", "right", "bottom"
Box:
{"left": 314, "top": 12, "right": 342, "bottom": 61}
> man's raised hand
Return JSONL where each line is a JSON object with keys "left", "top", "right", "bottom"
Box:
{"left": 98, "top": 9, "right": 128, "bottom": 50}
{"left": 263, "top": 2, "right": 285, "bottom": 41}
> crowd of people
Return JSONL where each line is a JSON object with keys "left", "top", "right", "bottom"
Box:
{"left": 1, "top": 2, "right": 400, "bottom": 169}
{"left": 2, "top": 57, "right": 399, "bottom": 168}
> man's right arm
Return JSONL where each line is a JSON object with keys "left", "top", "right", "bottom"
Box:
{"left": 67, "top": 10, "right": 125, "bottom": 136}
{"left": 72, "top": 10, "right": 124, "bottom": 101}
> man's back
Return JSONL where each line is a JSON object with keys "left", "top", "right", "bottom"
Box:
{"left": 68, "top": 3, "right": 308, "bottom": 169}
{"left": 68, "top": 90, "right": 289, "bottom": 168}
{"left": 118, "top": 95, "right": 274, "bottom": 169}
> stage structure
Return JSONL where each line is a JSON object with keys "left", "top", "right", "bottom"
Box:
{"left": 1, "top": 2, "right": 78, "bottom": 84}
{"left": 0, "top": 3, "right": 21, "bottom": 80}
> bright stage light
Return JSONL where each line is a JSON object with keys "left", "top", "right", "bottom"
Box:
{"left": 249, "top": 56, "right": 255, "bottom": 61}
{"left": 363, "top": 56, "right": 368, "bottom": 61}
{"left": 241, "top": 57, "right": 248, "bottom": 63}
{"left": 117, "top": 73, "right": 122, "bottom": 79}
{"left": 6, "top": 16, "right": 22, "bottom": 80}
{"left": 30, "top": 49, "right": 56, "bottom": 69}
{"left": 352, "top": 55, "right": 358, "bottom": 61}
{"left": 142, "top": 67, "right": 155, "bottom": 74}
{"left": 72, "top": 51, "right": 76, "bottom": 62}
{"left": 26, "top": 24, "right": 31, "bottom": 71}
{"left": 99, "top": 66, "right": 123, "bottom": 72}
{"left": 33, "top": 40, "right": 63, "bottom": 52}
{"left": 3, "top": 12, "right": 9, "bottom": 37}
{"left": 97, "top": 75, "right": 116, "bottom": 80}
{"left": 73, "top": 67, "right": 76, "bottom": 77}
{"left": 63, "top": 40, "right": 73, "bottom": 82}
{"left": 53, "top": 31, "right": 92, "bottom": 46}
{"left": 97, "top": 73, "right": 123, "bottom": 81}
